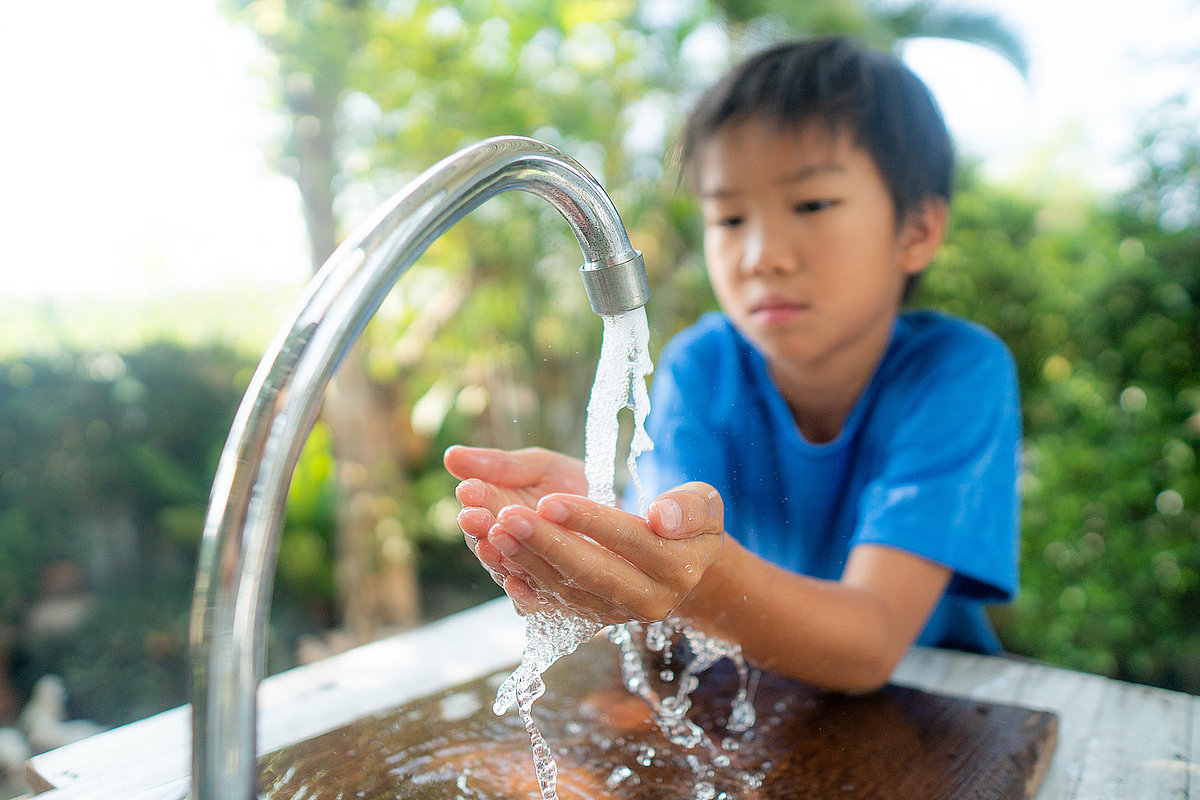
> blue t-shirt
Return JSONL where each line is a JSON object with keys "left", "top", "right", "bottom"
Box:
{"left": 633, "top": 310, "right": 1021, "bottom": 654}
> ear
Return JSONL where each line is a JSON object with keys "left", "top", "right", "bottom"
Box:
{"left": 897, "top": 197, "right": 949, "bottom": 276}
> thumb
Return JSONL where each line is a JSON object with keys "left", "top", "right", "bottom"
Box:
{"left": 647, "top": 483, "right": 723, "bottom": 540}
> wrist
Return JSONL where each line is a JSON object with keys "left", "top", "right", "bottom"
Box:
{"left": 673, "top": 529, "right": 740, "bottom": 624}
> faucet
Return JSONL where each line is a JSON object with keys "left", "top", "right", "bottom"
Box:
{"left": 187, "top": 136, "right": 650, "bottom": 800}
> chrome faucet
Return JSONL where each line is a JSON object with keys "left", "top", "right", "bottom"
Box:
{"left": 187, "top": 136, "right": 649, "bottom": 800}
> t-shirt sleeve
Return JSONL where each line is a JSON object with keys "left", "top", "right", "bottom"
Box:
{"left": 852, "top": 330, "right": 1021, "bottom": 602}
{"left": 625, "top": 324, "right": 731, "bottom": 515}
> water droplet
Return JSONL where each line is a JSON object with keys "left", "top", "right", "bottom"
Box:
{"left": 605, "top": 765, "right": 638, "bottom": 789}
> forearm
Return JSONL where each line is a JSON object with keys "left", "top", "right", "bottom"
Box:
{"left": 675, "top": 537, "right": 942, "bottom": 693}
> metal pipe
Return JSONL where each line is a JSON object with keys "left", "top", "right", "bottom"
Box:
{"left": 187, "top": 136, "right": 649, "bottom": 800}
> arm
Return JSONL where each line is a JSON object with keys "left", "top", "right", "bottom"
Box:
{"left": 677, "top": 534, "right": 950, "bottom": 693}
{"left": 477, "top": 483, "right": 948, "bottom": 693}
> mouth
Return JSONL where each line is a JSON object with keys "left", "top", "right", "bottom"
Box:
{"left": 750, "top": 296, "right": 810, "bottom": 323}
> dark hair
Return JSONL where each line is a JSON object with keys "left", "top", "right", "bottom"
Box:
{"left": 679, "top": 36, "right": 955, "bottom": 224}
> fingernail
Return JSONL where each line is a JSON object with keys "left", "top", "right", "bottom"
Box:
{"left": 491, "top": 531, "right": 521, "bottom": 555}
{"left": 454, "top": 480, "right": 479, "bottom": 503}
{"left": 501, "top": 514, "right": 533, "bottom": 540}
{"left": 539, "top": 498, "right": 568, "bottom": 524}
{"left": 654, "top": 498, "right": 682, "bottom": 532}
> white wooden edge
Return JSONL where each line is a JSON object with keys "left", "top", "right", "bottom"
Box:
{"left": 27, "top": 597, "right": 524, "bottom": 800}
{"left": 893, "top": 646, "right": 1198, "bottom": 800}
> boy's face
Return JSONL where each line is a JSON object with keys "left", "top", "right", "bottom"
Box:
{"left": 696, "top": 119, "right": 944, "bottom": 388}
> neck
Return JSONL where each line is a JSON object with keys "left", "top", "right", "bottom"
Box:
{"left": 769, "top": 319, "right": 896, "bottom": 445}
{"left": 771, "top": 363, "right": 869, "bottom": 444}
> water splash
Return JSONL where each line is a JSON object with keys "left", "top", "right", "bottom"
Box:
{"left": 493, "top": 609, "right": 602, "bottom": 799}
{"left": 609, "top": 618, "right": 758, "bottom": 761}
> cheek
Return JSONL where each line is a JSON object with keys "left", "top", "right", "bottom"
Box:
{"left": 703, "top": 255, "right": 727, "bottom": 294}
{"left": 703, "top": 237, "right": 737, "bottom": 290}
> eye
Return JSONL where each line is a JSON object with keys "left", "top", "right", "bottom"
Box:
{"left": 718, "top": 215, "right": 744, "bottom": 228}
{"left": 794, "top": 199, "right": 837, "bottom": 214}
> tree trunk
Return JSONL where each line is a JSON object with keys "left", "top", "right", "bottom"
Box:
{"left": 285, "top": 61, "right": 420, "bottom": 644}
{"left": 322, "top": 359, "right": 420, "bottom": 642}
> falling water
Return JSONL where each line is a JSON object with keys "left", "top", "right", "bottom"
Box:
{"left": 492, "top": 308, "right": 654, "bottom": 800}
{"left": 493, "top": 307, "right": 760, "bottom": 799}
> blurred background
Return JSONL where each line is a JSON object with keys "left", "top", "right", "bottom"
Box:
{"left": 0, "top": 0, "right": 1197, "bottom": 792}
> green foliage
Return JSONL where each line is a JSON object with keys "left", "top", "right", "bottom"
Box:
{"left": 276, "top": 422, "right": 340, "bottom": 624}
{"left": 0, "top": 344, "right": 240, "bottom": 723}
{"left": 0, "top": 346, "right": 239, "bottom": 603}
{"left": 1003, "top": 218, "right": 1200, "bottom": 690}
{"left": 0, "top": 343, "right": 340, "bottom": 725}
{"left": 921, "top": 156, "right": 1200, "bottom": 691}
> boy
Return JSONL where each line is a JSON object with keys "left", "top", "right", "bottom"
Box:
{"left": 445, "top": 36, "right": 1020, "bottom": 693}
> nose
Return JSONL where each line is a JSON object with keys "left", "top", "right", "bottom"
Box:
{"left": 740, "top": 213, "right": 796, "bottom": 276}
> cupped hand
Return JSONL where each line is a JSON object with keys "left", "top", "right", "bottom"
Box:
{"left": 484, "top": 482, "right": 725, "bottom": 624}
{"left": 444, "top": 445, "right": 589, "bottom": 597}
{"left": 444, "top": 445, "right": 588, "bottom": 535}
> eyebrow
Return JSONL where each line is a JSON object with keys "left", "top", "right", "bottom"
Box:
{"left": 700, "top": 162, "right": 846, "bottom": 199}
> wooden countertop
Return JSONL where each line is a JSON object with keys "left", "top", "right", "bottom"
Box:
{"left": 25, "top": 598, "right": 1200, "bottom": 799}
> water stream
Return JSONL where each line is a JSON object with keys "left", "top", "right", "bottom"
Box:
{"left": 493, "top": 308, "right": 759, "bottom": 800}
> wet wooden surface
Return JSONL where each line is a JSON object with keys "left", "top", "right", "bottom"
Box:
{"left": 26, "top": 597, "right": 1200, "bottom": 799}
{"left": 258, "top": 639, "right": 1058, "bottom": 800}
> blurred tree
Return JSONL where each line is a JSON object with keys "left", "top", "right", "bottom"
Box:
{"left": 222, "top": 0, "right": 415, "bottom": 642}
{"left": 219, "top": 0, "right": 733, "bottom": 640}
{"left": 1, "top": 1, "right": 1196, "bottom": 731}
{"left": 1000, "top": 97, "right": 1200, "bottom": 689}
{"left": 710, "top": 0, "right": 1027, "bottom": 75}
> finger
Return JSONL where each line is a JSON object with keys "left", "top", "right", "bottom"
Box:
{"left": 529, "top": 494, "right": 719, "bottom": 619}
{"left": 646, "top": 483, "right": 724, "bottom": 541}
{"left": 455, "top": 478, "right": 515, "bottom": 519}
{"left": 469, "top": 535, "right": 511, "bottom": 589}
{"left": 501, "top": 573, "right": 546, "bottom": 616}
{"left": 490, "top": 506, "right": 664, "bottom": 621}
{"left": 444, "top": 445, "right": 509, "bottom": 482}
{"left": 455, "top": 477, "right": 496, "bottom": 508}
{"left": 535, "top": 494, "right": 681, "bottom": 568}
{"left": 443, "top": 445, "right": 549, "bottom": 484}
{"left": 445, "top": 445, "right": 589, "bottom": 496}
{"left": 457, "top": 505, "right": 494, "bottom": 539}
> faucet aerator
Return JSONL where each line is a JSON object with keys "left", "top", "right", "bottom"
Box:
{"left": 581, "top": 251, "right": 651, "bottom": 316}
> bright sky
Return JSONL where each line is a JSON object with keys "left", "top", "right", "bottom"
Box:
{"left": 903, "top": 0, "right": 1199, "bottom": 190}
{"left": 0, "top": 0, "right": 308, "bottom": 302}
{"left": 1, "top": 0, "right": 1197, "bottom": 303}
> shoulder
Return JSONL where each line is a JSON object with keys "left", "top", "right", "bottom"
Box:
{"left": 896, "top": 310, "right": 1011, "bottom": 360}
{"left": 653, "top": 312, "right": 764, "bottom": 420}
{"left": 864, "top": 310, "right": 1019, "bottom": 440}
{"left": 884, "top": 310, "right": 1016, "bottom": 389}
{"left": 660, "top": 311, "right": 740, "bottom": 358}
{"left": 658, "top": 311, "right": 753, "bottom": 379}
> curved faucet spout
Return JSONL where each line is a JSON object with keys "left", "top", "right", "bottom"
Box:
{"left": 187, "top": 136, "right": 649, "bottom": 800}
